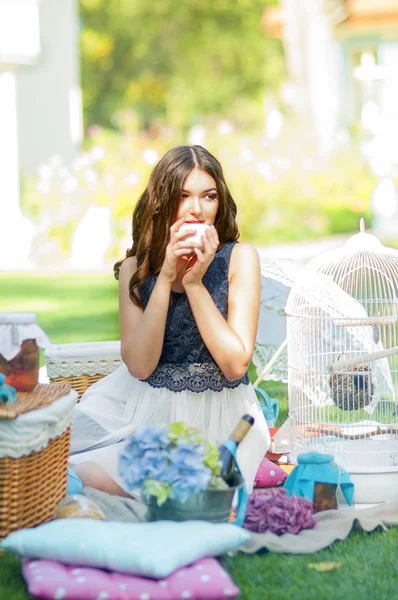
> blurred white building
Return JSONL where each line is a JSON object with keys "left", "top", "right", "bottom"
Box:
{"left": 263, "top": 0, "right": 398, "bottom": 147}
{"left": 17, "top": 0, "right": 82, "bottom": 173}
{"left": 0, "top": 0, "right": 81, "bottom": 269}
{"left": 263, "top": 0, "right": 398, "bottom": 236}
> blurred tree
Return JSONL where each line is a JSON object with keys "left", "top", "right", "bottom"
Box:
{"left": 79, "top": 0, "right": 284, "bottom": 131}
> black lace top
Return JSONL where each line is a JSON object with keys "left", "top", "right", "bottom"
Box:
{"left": 139, "top": 241, "right": 250, "bottom": 393}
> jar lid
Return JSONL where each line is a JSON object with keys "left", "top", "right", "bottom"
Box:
{"left": 297, "top": 452, "right": 334, "bottom": 465}
{"left": 0, "top": 312, "right": 37, "bottom": 325}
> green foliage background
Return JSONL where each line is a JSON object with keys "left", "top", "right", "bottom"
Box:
{"left": 79, "top": 0, "right": 284, "bottom": 131}
{"left": 19, "top": 0, "right": 384, "bottom": 263}
{"left": 21, "top": 121, "right": 377, "bottom": 266}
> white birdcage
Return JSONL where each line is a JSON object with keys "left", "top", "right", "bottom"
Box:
{"left": 286, "top": 219, "right": 398, "bottom": 504}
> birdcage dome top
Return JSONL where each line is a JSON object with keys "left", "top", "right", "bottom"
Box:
{"left": 286, "top": 219, "right": 398, "bottom": 318}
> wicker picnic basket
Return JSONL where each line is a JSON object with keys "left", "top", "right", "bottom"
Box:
{"left": 0, "top": 383, "right": 78, "bottom": 540}
{"left": 44, "top": 341, "right": 122, "bottom": 398}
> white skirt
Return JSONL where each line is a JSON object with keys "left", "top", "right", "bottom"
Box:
{"left": 69, "top": 364, "right": 270, "bottom": 494}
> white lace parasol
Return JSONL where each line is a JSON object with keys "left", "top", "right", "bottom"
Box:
{"left": 253, "top": 258, "right": 304, "bottom": 386}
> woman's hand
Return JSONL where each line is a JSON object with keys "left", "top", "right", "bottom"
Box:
{"left": 159, "top": 217, "right": 197, "bottom": 283}
{"left": 182, "top": 225, "right": 219, "bottom": 288}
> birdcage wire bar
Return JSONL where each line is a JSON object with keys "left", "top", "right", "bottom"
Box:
{"left": 285, "top": 222, "right": 398, "bottom": 502}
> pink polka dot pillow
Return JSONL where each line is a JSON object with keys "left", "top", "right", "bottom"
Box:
{"left": 22, "top": 557, "right": 240, "bottom": 600}
{"left": 253, "top": 457, "right": 287, "bottom": 488}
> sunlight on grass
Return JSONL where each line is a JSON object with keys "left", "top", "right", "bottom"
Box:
{"left": 0, "top": 272, "right": 120, "bottom": 346}
{"left": 4, "top": 299, "right": 59, "bottom": 312}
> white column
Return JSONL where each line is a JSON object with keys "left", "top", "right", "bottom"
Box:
{"left": 16, "top": 0, "right": 82, "bottom": 173}
{"left": 0, "top": 68, "right": 34, "bottom": 268}
{"left": 281, "top": 0, "right": 342, "bottom": 149}
{"left": 379, "top": 43, "right": 398, "bottom": 163}
{"left": 303, "top": 0, "right": 341, "bottom": 151}
{"left": 0, "top": 69, "right": 19, "bottom": 216}
{"left": 280, "top": 0, "right": 310, "bottom": 116}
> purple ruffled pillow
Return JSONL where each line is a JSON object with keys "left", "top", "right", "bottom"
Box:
{"left": 243, "top": 488, "right": 316, "bottom": 535}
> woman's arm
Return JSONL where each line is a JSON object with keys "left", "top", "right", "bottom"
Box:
{"left": 119, "top": 218, "right": 197, "bottom": 379}
{"left": 118, "top": 257, "right": 172, "bottom": 379}
{"left": 184, "top": 243, "right": 260, "bottom": 381}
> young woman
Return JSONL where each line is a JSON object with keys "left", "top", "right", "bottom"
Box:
{"left": 69, "top": 145, "right": 270, "bottom": 495}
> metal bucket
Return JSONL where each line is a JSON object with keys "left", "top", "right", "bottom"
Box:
{"left": 144, "top": 472, "right": 244, "bottom": 523}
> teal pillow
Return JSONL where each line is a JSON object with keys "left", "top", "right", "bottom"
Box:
{"left": 1, "top": 519, "right": 249, "bottom": 579}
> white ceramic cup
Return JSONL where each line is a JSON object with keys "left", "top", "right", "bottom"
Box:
{"left": 179, "top": 222, "right": 210, "bottom": 250}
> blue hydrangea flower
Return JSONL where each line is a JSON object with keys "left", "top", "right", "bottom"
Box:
{"left": 169, "top": 478, "right": 198, "bottom": 503}
{"left": 118, "top": 421, "right": 216, "bottom": 504}
{"left": 139, "top": 450, "right": 170, "bottom": 480}
{"left": 119, "top": 461, "right": 146, "bottom": 489}
{"left": 169, "top": 444, "right": 206, "bottom": 470}
{"left": 129, "top": 422, "right": 169, "bottom": 450}
{"left": 169, "top": 469, "right": 211, "bottom": 503}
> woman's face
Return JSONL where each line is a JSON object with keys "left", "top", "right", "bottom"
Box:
{"left": 175, "top": 168, "right": 219, "bottom": 226}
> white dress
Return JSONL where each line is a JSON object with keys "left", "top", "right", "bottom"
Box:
{"left": 69, "top": 242, "right": 270, "bottom": 493}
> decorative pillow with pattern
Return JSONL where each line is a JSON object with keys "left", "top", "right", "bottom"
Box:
{"left": 22, "top": 556, "right": 240, "bottom": 600}
{"left": 2, "top": 519, "right": 249, "bottom": 579}
{"left": 253, "top": 457, "right": 287, "bottom": 488}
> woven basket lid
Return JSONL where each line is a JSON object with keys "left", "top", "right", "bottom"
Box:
{"left": 0, "top": 383, "right": 72, "bottom": 419}
{"left": 0, "top": 312, "right": 37, "bottom": 325}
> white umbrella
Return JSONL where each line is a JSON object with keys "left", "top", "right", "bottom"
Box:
{"left": 253, "top": 258, "right": 304, "bottom": 386}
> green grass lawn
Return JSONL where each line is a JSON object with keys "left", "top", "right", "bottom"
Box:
{"left": 0, "top": 272, "right": 397, "bottom": 600}
{"left": 0, "top": 271, "right": 120, "bottom": 346}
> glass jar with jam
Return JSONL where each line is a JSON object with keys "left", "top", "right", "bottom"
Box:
{"left": 0, "top": 312, "right": 51, "bottom": 392}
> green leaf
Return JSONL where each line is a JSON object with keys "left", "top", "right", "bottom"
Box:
{"left": 166, "top": 421, "right": 190, "bottom": 442}
{"left": 186, "top": 428, "right": 204, "bottom": 446}
{"left": 143, "top": 480, "right": 171, "bottom": 506}
{"left": 208, "top": 476, "right": 229, "bottom": 490}
{"left": 167, "top": 422, "right": 204, "bottom": 446}
{"left": 203, "top": 440, "right": 222, "bottom": 476}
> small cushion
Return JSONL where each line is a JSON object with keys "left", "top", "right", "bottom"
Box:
{"left": 22, "top": 556, "right": 240, "bottom": 600}
{"left": 2, "top": 519, "right": 249, "bottom": 579}
{"left": 253, "top": 457, "right": 287, "bottom": 488}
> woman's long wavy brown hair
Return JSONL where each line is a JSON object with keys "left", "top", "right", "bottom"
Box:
{"left": 113, "top": 145, "right": 240, "bottom": 307}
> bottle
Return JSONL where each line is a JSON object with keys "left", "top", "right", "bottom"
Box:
{"left": 218, "top": 414, "right": 255, "bottom": 480}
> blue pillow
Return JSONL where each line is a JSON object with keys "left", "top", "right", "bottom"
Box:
{"left": 1, "top": 519, "right": 249, "bottom": 579}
